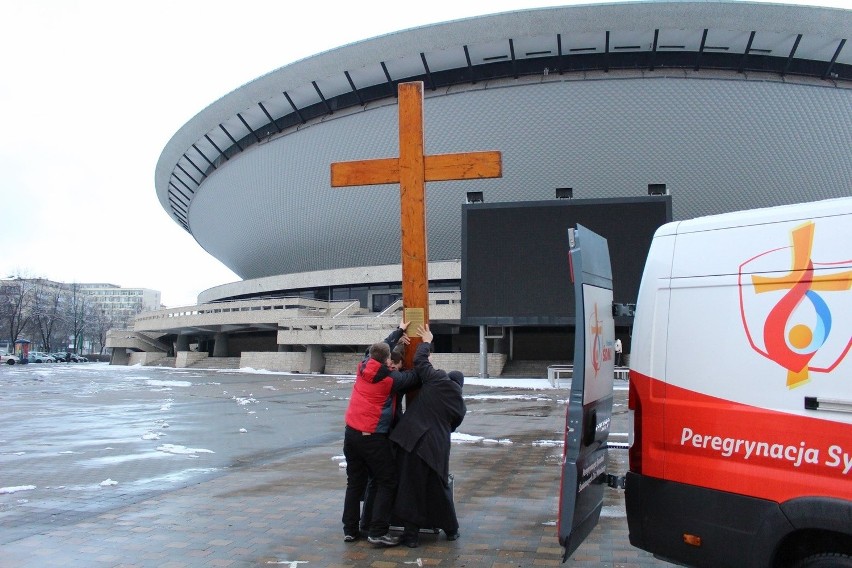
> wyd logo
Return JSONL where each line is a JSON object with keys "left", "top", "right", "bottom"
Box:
{"left": 739, "top": 221, "right": 852, "bottom": 389}
{"left": 588, "top": 303, "right": 612, "bottom": 376}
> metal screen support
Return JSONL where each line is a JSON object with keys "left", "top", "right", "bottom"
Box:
{"left": 479, "top": 325, "right": 489, "bottom": 378}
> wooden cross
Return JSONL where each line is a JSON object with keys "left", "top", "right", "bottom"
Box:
{"left": 331, "top": 81, "right": 502, "bottom": 368}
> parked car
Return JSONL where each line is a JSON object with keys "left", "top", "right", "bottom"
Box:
{"left": 1, "top": 353, "right": 20, "bottom": 365}
{"left": 28, "top": 351, "right": 56, "bottom": 363}
{"left": 51, "top": 352, "right": 88, "bottom": 362}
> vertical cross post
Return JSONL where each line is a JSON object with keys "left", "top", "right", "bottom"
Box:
{"left": 331, "top": 81, "right": 502, "bottom": 368}
{"left": 398, "top": 82, "right": 429, "bottom": 354}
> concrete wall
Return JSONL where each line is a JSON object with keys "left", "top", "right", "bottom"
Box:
{"left": 320, "top": 352, "right": 506, "bottom": 377}
{"left": 128, "top": 352, "right": 169, "bottom": 366}
{"left": 431, "top": 353, "right": 506, "bottom": 377}
{"left": 324, "top": 352, "right": 362, "bottom": 375}
{"left": 110, "top": 349, "right": 130, "bottom": 365}
{"left": 123, "top": 347, "right": 506, "bottom": 376}
{"left": 240, "top": 352, "right": 314, "bottom": 373}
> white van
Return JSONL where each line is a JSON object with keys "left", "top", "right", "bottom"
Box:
{"left": 625, "top": 197, "right": 852, "bottom": 567}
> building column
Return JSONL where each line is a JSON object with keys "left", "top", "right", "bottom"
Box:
{"left": 176, "top": 335, "right": 190, "bottom": 352}
{"left": 306, "top": 345, "right": 324, "bottom": 373}
{"left": 212, "top": 333, "right": 229, "bottom": 357}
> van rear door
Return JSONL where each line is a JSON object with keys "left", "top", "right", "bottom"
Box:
{"left": 558, "top": 224, "right": 616, "bottom": 560}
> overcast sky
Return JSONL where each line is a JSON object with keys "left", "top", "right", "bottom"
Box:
{"left": 1, "top": 0, "right": 848, "bottom": 307}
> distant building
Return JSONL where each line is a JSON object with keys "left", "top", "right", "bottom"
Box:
{"left": 79, "top": 284, "right": 161, "bottom": 324}
{"left": 0, "top": 279, "right": 161, "bottom": 354}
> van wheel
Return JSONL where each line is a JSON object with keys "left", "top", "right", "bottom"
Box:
{"left": 5, "top": 359, "right": 14, "bottom": 365}
{"left": 793, "top": 552, "right": 852, "bottom": 568}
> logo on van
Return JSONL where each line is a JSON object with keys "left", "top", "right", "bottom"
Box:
{"left": 589, "top": 303, "right": 603, "bottom": 375}
{"left": 739, "top": 221, "right": 852, "bottom": 388}
{"left": 588, "top": 302, "right": 613, "bottom": 377}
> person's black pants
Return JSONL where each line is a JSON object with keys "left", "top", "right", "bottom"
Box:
{"left": 360, "top": 478, "right": 377, "bottom": 531}
{"left": 342, "top": 426, "right": 397, "bottom": 537}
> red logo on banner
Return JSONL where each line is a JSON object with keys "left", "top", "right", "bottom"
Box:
{"left": 589, "top": 303, "right": 603, "bottom": 376}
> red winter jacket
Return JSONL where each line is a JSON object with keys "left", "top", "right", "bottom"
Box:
{"left": 345, "top": 357, "right": 419, "bottom": 434}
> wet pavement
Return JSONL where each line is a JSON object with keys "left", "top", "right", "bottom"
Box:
{"left": 0, "top": 363, "right": 672, "bottom": 567}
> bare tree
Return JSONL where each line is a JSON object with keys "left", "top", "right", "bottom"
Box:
{"left": 31, "top": 281, "right": 65, "bottom": 352}
{"left": 0, "top": 275, "right": 36, "bottom": 347}
{"left": 65, "top": 283, "right": 89, "bottom": 354}
{"left": 88, "top": 306, "right": 116, "bottom": 355}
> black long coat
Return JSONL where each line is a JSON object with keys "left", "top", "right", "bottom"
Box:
{"left": 389, "top": 342, "right": 466, "bottom": 484}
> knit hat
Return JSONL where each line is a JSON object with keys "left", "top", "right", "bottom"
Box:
{"left": 448, "top": 371, "right": 464, "bottom": 388}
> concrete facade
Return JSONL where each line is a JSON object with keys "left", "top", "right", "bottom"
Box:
{"left": 156, "top": 2, "right": 851, "bottom": 288}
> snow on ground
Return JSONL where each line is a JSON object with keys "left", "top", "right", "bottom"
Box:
{"left": 156, "top": 444, "right": 215, "bottom": 457}
{"left": 0, "top": 363, "right": 598, "bottom": 504}
{"left": 465, "top": 377, "right": 554, "bottom": 389}
{"left": 0, "top": 485, "right": 36, "bottom": 494}
{"left": 146, "top": 380, "right": 192, "bottom": 388}
{"left": 236, "top": 367, "right": 560, "bottom": 391}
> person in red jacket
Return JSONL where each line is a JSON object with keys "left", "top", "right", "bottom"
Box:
{"left": 358, "top": 344, "right": 409, "bottom": 533}
{"left": 342, "top": 321, "right": 419, "bottom": 546}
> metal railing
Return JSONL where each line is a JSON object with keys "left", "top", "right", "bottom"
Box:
{"left": 547, "top": 364, "right": 630, "bottom": 387}
{"left": 132, "top": 291, "right": 462, "bottom": 334}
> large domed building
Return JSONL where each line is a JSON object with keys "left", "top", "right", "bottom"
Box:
{"left": 140, "top": 1, "right": 852, "bottom": 372}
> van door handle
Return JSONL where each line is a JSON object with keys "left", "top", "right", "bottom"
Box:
{"left": 804, "top": 396, "right": 852, "bottom": 414}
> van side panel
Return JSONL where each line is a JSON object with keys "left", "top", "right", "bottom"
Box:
{"left": 660, "top": 212, "right": 852, "bottom": 501}
{"left": 628, "top": 231, "right": 675, "bottom": 476}
{"left": 627, "top": 198, "right": 852, "bottom": 567}
{"left": 629, "top": 232, "right": 677, "bottom": 383}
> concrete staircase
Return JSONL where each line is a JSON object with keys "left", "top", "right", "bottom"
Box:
{"left": 188, "top": 357, "right": 241, "bottom": 370}
{"left": 106, "top": 330, "right": 171, "bottom": 353}
{"left": 126, "top": 354, "right": 241, "bottom": 369}
{"left": 142, "top": 356, "right": 176, "bottom": 368}
{"left": 500, "top": 359, "right": 571, "bottom": 378}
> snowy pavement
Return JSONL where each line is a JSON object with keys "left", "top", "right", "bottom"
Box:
{"left": 0, "top": 362, "right": 660, "bottom": 567}
{"left": 0, "top": 363, "right": 353, "bottom": 544}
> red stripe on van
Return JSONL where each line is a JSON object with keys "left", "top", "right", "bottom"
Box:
{"left": 630, "top": 370, "right": 852, "bottom": 502}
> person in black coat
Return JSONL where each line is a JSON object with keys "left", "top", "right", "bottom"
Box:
{"left": 390, "top": 324, "right": 466, "bottom": 547}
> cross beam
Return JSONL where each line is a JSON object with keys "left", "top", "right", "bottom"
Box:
{"left": 331, "top": 81, "right": 502, "bottom": 367}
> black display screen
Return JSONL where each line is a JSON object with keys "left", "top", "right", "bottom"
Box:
{"left": 461, "top": 196, "right": 671, "bottom": 326}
